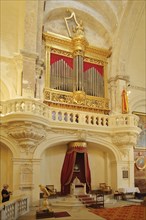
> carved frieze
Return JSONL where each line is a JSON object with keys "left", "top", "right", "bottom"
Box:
{"left": 44, "top": 89, "right": 109, "bottom": 113}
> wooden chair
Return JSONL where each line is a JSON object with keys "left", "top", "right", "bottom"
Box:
{"left": 99, "top": 183, "right": 112, "bottom": 194}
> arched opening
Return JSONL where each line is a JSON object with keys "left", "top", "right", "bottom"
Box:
{"left": 39, "top": 140, "right": 117, "bottom": 195}
{"left": 0, "top": 142, "right": 13, "bottom": 190}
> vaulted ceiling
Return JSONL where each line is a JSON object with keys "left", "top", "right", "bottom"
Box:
{"left": 43, "top": 0, "right": 144, "bottom": 50}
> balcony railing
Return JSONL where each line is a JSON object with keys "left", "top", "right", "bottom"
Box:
{"left": 0, "top": 195, "right": 29, "bottom": 220}
{"left": 0, "top": 98, "right": 139, "bottom": 129}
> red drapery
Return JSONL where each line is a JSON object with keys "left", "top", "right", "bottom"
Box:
{"left": 84, "top": 61, "right": 103, "bottom": 76}
{"left": 61, "top": 146, "right": 91, "bottom": 195}
{"left": 50, "top": 53, "right": 73, "bottom": 69}
{"left": 50, "top": 54, "right": 103, "bottom": 76}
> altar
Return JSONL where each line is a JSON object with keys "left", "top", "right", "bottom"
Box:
{"left": 118, "top": 187, "right": 140, "bottom": 200}
{"left": 118, "top": 187, "right": 140, "bottom": 194}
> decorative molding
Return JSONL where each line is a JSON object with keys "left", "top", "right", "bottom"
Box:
{"left": 43, "top": 31, "right": 111, "bottom": 58}
{"left": 51, "top": 48, "right": 73, "bottom": 58}
{"left": 130, "top": 85, "right": 146, "bottom": 92}
{"left": 108, "top": 75, "right": 130, "bottom": 83}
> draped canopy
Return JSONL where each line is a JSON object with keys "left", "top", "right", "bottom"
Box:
{"left": 61, "top": 142, "right": 91, "bottom": 195}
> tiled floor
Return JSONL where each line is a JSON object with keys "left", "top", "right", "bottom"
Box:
{"left": 17, "top": 195, "right": 141, "bottom": 220}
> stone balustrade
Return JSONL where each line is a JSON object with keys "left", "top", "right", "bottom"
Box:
{"left": 0, "top": 195, "right": 29, "bottom": 220}
{"left": 0, "top": 98, "right": 139, "bottom": 129}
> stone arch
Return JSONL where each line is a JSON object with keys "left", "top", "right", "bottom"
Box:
{"left": 0, "top": 136, "right": 19, "bottom": 157}
{"left": 33, "top": 133, "right": 121, "bottom": 192}
{"left": 130, "top": 97, "right": 146, "bottom": 113}
{"left": 0, "top": 137, "right": 17, "bottom": 188}
{"left": 44, "top": 7, "right": 111, "bottom": 48}
{"left": 33, "top": 133, "right": 120, "bottom": 162}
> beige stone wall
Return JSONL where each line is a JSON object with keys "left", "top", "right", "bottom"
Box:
{"left": 0, "top": 1, "right": 25, "bottom": 100}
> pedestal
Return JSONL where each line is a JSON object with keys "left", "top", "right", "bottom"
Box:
{"left": 36, "top": 210, "right": 54, "bottom": 219}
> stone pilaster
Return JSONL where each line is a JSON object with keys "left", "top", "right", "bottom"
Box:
{"left": 13, "top": 53, "right": 23, "bottom": 97}
{"left": 21, "top": 50, "right": 38, "bottom": 98}
{"left": 108, "top": 78, "right": 117, "bottom": 113}
{"left": 21, "top": 0, "right": 39, "bottom": 98}
{"left": 31, "top": 159, "right": 42, "bottom": 205}
{"left": 112, "top": 131, "right": 137, "bottom": 189}
{"left": 12, "top": 158, "right": 41, "bottom": 205}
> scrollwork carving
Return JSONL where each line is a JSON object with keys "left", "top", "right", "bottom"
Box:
{"left": 43, "top": 89, "right": 109, "bottom": 113}
{"left": 8, "top": 123, "right": 46, "bottom": 155}
{"left": 73, "top": 91, "right": 86, "bottom": 105}
{"left": 112, "top": 132, "right": 138, "bottom": 156}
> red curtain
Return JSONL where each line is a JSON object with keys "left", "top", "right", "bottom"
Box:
{"left": 84, "top": 61, "right": 103, "bottom": 76}
{"left": 61, "top": 146, "right": 91, "bottom": 195}
{"left": 61, "top": 151, "right": 76, "bottom": 194}
{"left": 50, "top": 53, "right": 73, "bottom": 69}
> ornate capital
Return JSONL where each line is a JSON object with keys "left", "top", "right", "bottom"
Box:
{"left": 112, "top": 132, "right": 138, "bottom": 146}
{"left": 8, "top": 123, "right": 46, "bottom": 154}
{"left": 112, "top": 132, "right": 138, "bottom": 155}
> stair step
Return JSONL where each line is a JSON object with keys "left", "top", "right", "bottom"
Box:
{"left": 81, "top": 198, "right": 95, "bottom": 201}
{"left": 76, "top": 195, "right": 89, "bottom": 198}
{"left": 83, "top": 201, "right": 96, "bottom": 204}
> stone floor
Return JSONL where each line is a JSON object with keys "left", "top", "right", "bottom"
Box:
{"left": 17, "top": 195, "right": 142, "bottom": 220}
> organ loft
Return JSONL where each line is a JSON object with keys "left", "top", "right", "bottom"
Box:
{"left": 42, "top": 9, "right": 111, "bottom": 114}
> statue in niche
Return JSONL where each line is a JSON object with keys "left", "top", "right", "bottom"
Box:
{"left": 64, "top": 9, "right": 84, "bottom": 38}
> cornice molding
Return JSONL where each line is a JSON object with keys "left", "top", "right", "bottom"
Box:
{"left": 130, "top": 85, "right": 146, "bottom": 92}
